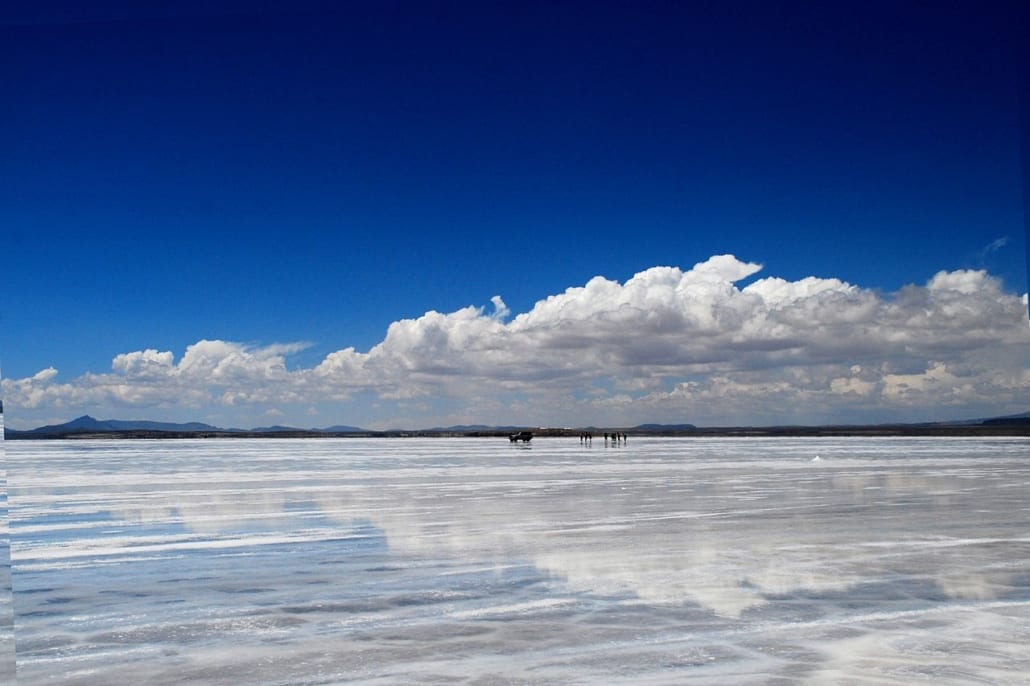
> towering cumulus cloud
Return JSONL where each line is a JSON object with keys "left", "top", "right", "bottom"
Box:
{"left": 4, "top": 255, "right": 1028, "bottom": 428}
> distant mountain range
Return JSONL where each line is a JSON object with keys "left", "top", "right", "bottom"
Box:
{"left": 31, "top": 415, "right": 224, "bottom": 433}
{"left": 4, "top": 415, "right": 368, "bottom": 438}
{"left": 3, "top": 413, "right": 1028, "bottom": 439}
{"left": 426, "top": 424, "right": 535, "bottom": 432}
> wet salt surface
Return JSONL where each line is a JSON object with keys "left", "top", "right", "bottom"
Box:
{"left": 0, "top": 428, "right": 14, "bottom": 685}
{"left": 6, "top": 436, "right": 1030, "bottom": 685}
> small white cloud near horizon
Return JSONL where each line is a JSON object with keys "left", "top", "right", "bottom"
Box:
{"left": 3, "top": 254, "right": 1028, "bottom": 430}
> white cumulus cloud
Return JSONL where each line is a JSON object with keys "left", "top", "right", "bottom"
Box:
{"left": 3, "top": 254, "right": 1027, "bottom": 428}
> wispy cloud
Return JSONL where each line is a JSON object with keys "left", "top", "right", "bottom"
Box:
{"left": 981, "top": 236, "right": 1008, "bottom": 254}
{"left": 4, "top": 255, "right": 1028, "bottom": 428}
{"left": 973, "top": 235, "right": 1010, "bottom": 267}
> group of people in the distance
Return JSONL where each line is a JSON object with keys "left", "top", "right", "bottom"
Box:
{"left": 578, "top": 431, "right": 627, "bottom": 444}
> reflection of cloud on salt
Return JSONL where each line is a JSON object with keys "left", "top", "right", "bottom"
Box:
{"left": 103, "top": 477, "right": 297, "bottom": 534}
{"left": 305, "top": 475, "right": 871, "bottom": 618}
{"left": 302, "top": 453, "right": 1022, "bottom": 618}
{"left": 532, "top": 544, "right": 849, "bottom": 618}
{"left": 797, "top": 606, "right": 1030, "bottom": 685}
{"left": 936, "top": 571, "right": 1024, "bottom": 601}
{"left": 51, "top": 439, "right": 1027, "bottom": 620}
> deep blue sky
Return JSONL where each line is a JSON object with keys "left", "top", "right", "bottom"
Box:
{"left": 1, "top": 2, "right": 1026, "bottom": 428}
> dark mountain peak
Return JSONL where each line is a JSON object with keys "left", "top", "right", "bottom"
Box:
{"left": 28, "top": 415, "right": 111, "bottom": 434}
{"left": 66, "top": 415, "right": 102, "bottom": 427}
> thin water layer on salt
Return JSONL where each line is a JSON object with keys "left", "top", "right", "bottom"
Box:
{"left": 0, "top": 414, "right": 15, "bottom": 685}
{"left": 6, "top": 436, "right": 1030, "bottom": 684}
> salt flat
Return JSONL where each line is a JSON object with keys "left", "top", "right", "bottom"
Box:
{"left": 0, "top": 446, "right": 13, "bottom": 686}
{"left": 6, "top": 436, "right": 1030, "bottom": 684}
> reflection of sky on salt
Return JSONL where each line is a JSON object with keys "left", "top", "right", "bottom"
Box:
{"left": 0, "top": 414, "right": 15, "bottom": 685}
{"left": 0, "top": 407, "right": 15, "bottom": 679}
{"left": 7, "top": 437, "right": 1030, "bottom": 684}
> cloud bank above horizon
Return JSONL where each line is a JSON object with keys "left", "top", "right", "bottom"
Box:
{"left": 5, "top": 255, "right": 1028, "bottom": 430}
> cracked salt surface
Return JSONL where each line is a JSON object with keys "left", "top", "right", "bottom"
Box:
{"left": 6, "top": 436, "right": 1030, "bottom": 684}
